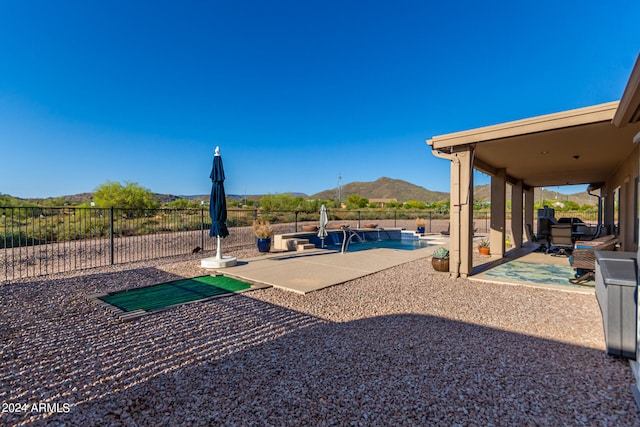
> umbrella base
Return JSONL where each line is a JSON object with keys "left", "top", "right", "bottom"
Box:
{"left": 201, "top": 256, "right": 237, "bottom": 269}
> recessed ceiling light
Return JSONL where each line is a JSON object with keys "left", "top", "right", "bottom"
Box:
{"left": 573, "top": 155, "right": 580, "bottom": 160}
{"left": 540, "top": 151, "right": 549, "bottom": 155}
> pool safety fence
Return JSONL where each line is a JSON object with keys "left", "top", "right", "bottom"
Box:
{"left": 0, "top": 206, "right": 597, "bottom": 280}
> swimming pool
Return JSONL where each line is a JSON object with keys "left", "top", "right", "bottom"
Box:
{"left": 302, "top": 228, "right": 434, "bottom": 252}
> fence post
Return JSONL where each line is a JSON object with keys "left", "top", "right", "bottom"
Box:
{"left": 358, "top": 210, "right": 361, "bottom": 228}
{"left": 429, "top": 211, "right": 432, "bottom": 233}
{"left": 201, "top": 209, "right": 205, "bottom": 249}
{"left": 485, "top": 212, "right": 488, "bottom": 233}
{"left": 394, "top": 210, "right": 397, "bottom": 227}
{"left": 109, "top": 207, "right": 115, "bottom": 265}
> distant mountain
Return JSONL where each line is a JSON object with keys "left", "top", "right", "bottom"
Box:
{"left": 14, "top": 192, "right": 308, "bottom": 205}
{"left": 22, "top": 193, "right": 95, "bottom": 204}
{"left": 225, "top": 193, "right": 308, "bottom": 201}
{"left": 474, "top": 184, "right": 596, "bottom": 206}
{"left": 310, "top": 177, "right": 449, "bottom": 203}
{"left": 28, "top": 193, "right": 182, "bottom": 205}
{"left": 8, "top": 180, "right": 596, "bottom": 207}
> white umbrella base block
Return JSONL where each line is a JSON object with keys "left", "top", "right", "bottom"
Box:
{"left": 201, "top": 256, "right": 237, "bottom": 269}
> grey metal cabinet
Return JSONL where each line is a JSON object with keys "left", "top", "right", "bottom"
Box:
{"left": 595, "top": 251, "right": 638, "bottom": 359}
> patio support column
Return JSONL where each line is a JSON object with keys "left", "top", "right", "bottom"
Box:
{"left": 524, "top": 188, "right": 534, "bottom": 241}
{"left": 511, "top": 180, "right": 523, "bottom": 248}
{"left": 449, "top": 147, "right": 474, "bottom": 278}
{"left": 637, "top": 135, "right": 640, "bottom": 261}
{"left": 490, "top": 169, "right": 506, "bottom": 257}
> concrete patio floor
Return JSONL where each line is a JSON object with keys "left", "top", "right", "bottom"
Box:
{"left": 215, "top": 246, "right": 437, "bottom": 294}
{"left": 210, "top": 240, "right": 595, "bottom": 296}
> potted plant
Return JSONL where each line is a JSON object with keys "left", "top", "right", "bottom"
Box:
{"left": 431, "top": 247, "right": 449, "bottom": 272}
{"left": 478, "top": 239, "right": 490, "bottom": 255}
{"left": 253, "top": 219, "right": 274, "bottom": 252}
{"left": 415, "top": 217, "right": 426, "bottom": 234}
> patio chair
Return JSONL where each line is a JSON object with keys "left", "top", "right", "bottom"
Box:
{"left": 548, "top": 224, "right": 573, "bottom": 257}
{"left": 579, "top": 224, "right": 609, "bottom": 240}
{"left": 526, "top": 223, "right": 548, "bottom": 252}
{"left": 538, "top": 218, "right": 554, "bottom": 242}
{"left": 569, "top": 235, "right": 618, "bottom": 284}
{"left": 525, "top": 223, "right": 537, "bottom": 242}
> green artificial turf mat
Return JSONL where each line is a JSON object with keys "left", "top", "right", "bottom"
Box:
{"left": 100, "top": 275, "right": 251, "bottom": 312}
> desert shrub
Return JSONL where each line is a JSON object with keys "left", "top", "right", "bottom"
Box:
{"left": 94, "top": 181, "right": 160, "bottom": 212}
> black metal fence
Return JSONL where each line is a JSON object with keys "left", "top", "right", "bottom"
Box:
{"left": 0, "top": 206, "right": 599, "bottom": 281}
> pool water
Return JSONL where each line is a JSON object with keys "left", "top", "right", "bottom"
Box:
{"left": 301, "top": 228, "right": 434, "bottom": 252}
{"left": 325, "top": 238, "right": 433, "bottom": 252}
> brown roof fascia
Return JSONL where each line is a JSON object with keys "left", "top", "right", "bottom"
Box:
{"left": 428, "top": 102, "right": 618, "bottom": 150}
{"left": 613, "top": 53, "right": 640, "bottom": 128}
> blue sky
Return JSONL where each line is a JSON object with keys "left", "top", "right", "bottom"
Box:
{"left": 1, "top": 1, "right": 639, "bottom": 199}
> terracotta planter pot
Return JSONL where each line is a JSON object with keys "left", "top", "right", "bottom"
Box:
{"left": 431, "top": 257, "right": 449, "bottom": 272}
{"left": 478, "top": 247, "right": 490, "bottom": 256}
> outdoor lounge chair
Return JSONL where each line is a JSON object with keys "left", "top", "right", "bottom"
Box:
{"left": 576, "top": 224, "right": 609, "bottom": 240}
{"left": 569, "top": 235, "right": 618, "bottom": 284}
{"left": 525, "top": 224, "right": 537, "bottom": 242}
{"left": 538, "top": 218, "right": 555, "bottom": 242}
{"left": 548, "top": 224, "right": 573, "bottom": 257}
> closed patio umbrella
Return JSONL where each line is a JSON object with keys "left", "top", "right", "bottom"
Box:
{"left": 318, "top": 204, "right": 328, "bottom": 248}
{"left": 209, "top": 146, "right": 229, "bottom": 259}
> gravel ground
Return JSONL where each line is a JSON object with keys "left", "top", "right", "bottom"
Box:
{"left": 1, "top": 247, "right": 638, "bottom": 426}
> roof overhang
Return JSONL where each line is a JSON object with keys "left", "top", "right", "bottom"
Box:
{"left": 427, "top": 101, "right": 640, "bottom": 188}
{"left": 613, "top": 53, "right": 640, "bottom": 127}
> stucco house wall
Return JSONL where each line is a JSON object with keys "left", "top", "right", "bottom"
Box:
{"left": 603, "top": 143, "right": 639, "bottom": 252}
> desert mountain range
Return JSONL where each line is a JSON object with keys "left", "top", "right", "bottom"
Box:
{"left": 12, "top": 176, "right": 595, "bottom": 206}
{"left": 309, "top": 177, "right": 595, "bottom": 206}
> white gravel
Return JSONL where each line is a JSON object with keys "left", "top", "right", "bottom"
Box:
{"left": 1, "top": 247, "right": 638, "bottom": 426}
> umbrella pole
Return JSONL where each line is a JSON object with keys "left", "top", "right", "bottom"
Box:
{"left": 216, "top": 236, "right": 222, "bottom": 259}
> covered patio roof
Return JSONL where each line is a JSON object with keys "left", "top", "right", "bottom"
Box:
{"left": 427, "top": 54, "right": 640, "bottom": 280}
{"left": 427, "top": 101, "right": 640, "bottom": 188}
